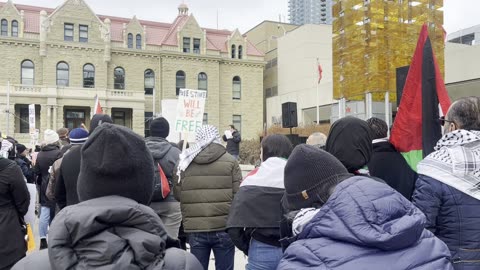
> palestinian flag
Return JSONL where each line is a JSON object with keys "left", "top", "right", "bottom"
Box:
{"left": 226, "top": 157, "right": 286, "bottom": 234}
{"left": 390, "top": 24, "right": 451, "bottom": 171}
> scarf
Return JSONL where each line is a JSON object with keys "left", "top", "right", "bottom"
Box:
{"left": 176, "top": 125, "right": 222, "bottom": 182}
{"left": 417, "top": 129, "right": 480, "bottom": 200}
{"left": 292, "top": 208, "right": 320, "bottom": 236}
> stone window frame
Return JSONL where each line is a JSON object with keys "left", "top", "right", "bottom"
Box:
{"left": 238, "top": 45, "right": 243, "bottom": 59}
{"left": 198, "top": 72, "right": 207, "bottom": 91}
{"left": 127, "top": 33, "right": 133, "bottom": 48}
{"left": 1, "top": 19, "right": 8, "bottom": 36}
{"left": 11, "top": 20, "right": 18, "bottom": 37}
{"left": 79, "top": 24, "right": 88, "bottom": 43}
{"left": 64, "top": 23, "right": 74, "bottom": 41}
{"left": 56, "top": 61, "right": 70, "bottom": 87}
{"left": 231, "top": 44, "right": 236, "bottom": 59}
{"left": 114, "top": 67, "right": 126, "bottom": 90}
{"left": 21, "top": 59, "right": 35, "bottom": 86}
{"left": 232, "top": 76, "right": 241, "bottom": 100}
{"left": 193, "top": 38, "right": 201, "bottom": 54}
{"left": 136, "top": 34, "right": 142, "bottom": 49}
{"left": 144, "top": 69, "right": 155, "bottom": 95}
{"left": 183, "top": 37, "right": 191, "bottom": 53}
{"left": 83, "top": 63, "right": 95, "bottom": 88}
{"left": 176, "top": 70, "right": 186, "bottom": 96}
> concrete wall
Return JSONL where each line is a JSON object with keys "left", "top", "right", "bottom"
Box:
{"left": 267, "top": 24, "right": 333, "bottom": 127}
{"left": 445, "top": 42, "right": 480, "bottom": 101}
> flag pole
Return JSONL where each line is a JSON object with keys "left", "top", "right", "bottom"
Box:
{"left": 316, "top": 80, "right": 320, "bottom": 125}
{"left": 385, "top": 91, "right": 390, "bottom": 138}
{"left": 6, "top": 80, "right": 10, "bottom": 136}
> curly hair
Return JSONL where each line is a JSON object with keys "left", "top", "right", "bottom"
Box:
{"left": 366, "top": 117, "right": 388, "bottom": 140}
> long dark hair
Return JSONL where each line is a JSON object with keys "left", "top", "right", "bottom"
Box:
{"left": 261, "top": 134, "right": 293, "bottom": 161}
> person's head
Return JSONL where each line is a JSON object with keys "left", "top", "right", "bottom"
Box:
{"left": 90, "top": 114, "right": 113, "bottom": 134}
{"left": 306, "top": 132, "right": 327, "bottom": 148}
{"left": 196, "top": 125, "right": 220, "bottom": 144}
{"left": 325, "top": 116, "right": 373, "bottom": 173}
{"left": 443, "top": 96, "right": 480, "bottom": 134}
{"left": 35, "top": 145, "right": 41, "bottom": 152}
{"left": 68, "top": 128, "right": 89, "bottom": 145}
{"left": 57, "top": 128, "right": 69, "bottom": 140}
{"left": 149, "top": 117, "right": 170, "bottom": 138}
{"left": 229, "top": 125, "right": 236, "bottom": 131}
{"left": 366, "top": 117, "right": 388, "bottom": 140}
{"left": 16, "top": 144, "right": 28, "bottom": 157}
{"left": 77, "top": 123, "right": 154, "bottom": 205}
{"left": 284, "top": 144, "right": 351, "bottom": 211}
{"left": 261, "top": 134, "right": 293, "bottom": 162}
{"left": 43, "top": 129, "right": 60, "bottom": 146}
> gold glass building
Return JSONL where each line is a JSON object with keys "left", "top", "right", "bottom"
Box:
{"left": 332, "top": 0, "right": 444, "bottom": 101}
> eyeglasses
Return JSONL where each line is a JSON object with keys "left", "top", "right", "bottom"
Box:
{"left": 439, "top": 116, "right": 455, "bottom": 127}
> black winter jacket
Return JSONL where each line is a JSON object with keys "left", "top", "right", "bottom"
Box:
{"left": 34, "top": 144, "right": 62, "bottom": 207}
{"left": 0, "top": 158, "right": 30, "bottom": 269}
{"left": 55, "top": 145, "right": 81, "bottom": 209}
{"left": 12, "top": 196, "right": 202, "bottom": 270}
{"left": 222, "top": 130, "right": 241, "bottom": 156}
{"left": 145, "top": 137, "right": 181, "bottom": 202}
{"left": 15, "top": 156, "right": 34, "bottom": 183}
{"left": 367, "top": 140, "right": 417, "bottom": 200}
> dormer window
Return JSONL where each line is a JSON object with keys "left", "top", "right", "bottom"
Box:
{"left": 11, "top": 20, "right": 18, "bottom": 37}
{"left": 183, "top": 37, "right": 191, "bottom": 53}
{"left": 64, "top": 23, "right": 74, "bottom": 41}
{"left": 1, "top": 19, "right": 7, "bottom": 36}
{"left": 136, "top": 34, "right": 142, "bottom": 49}
{"left": 231, "top": 45, "right": 236, "bottom": 59}
{"left": 238, "top": 45, "right": 243, "bottom": 59}
{"left": 193, "top": 38, "right": 200, "bottom": 54}
{"left": 128, "top": 33, "right": 133, "bottom": 48}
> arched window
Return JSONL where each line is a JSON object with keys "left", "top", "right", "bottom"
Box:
{"left": 231, "top": 44, "right": 236, "bottom": 59}
{"left": 11, "top": 20, "right": 18, "bottom": 37}
{"left": 127, "top": 33, "right": 133, "bottom": 48}
{"left": 83, "top": 64, "right": 95, "bottom": 88}
{"left": 238, "top": 45, "right": 243, "bottom": 59}
{"left": 1, "top": 19, "right": 7, "bottom": 36}
{"left": 56, "top": 62, "right": 69, "bottom": 87}
{"left": 21, "top": 60, "right": 34, "bottom": 86}
{"left": 114, "top": 67, "right": 125, "bottom": 90}
{"left": 232, "top": 76, "right": 241, "bottom": 100}
{"left": 144, "top": 69, "right": 154, "bottom": 95}
{"left": 176, "top": 70, "right": 186, "bottom": 96}
{"left": 198, "top": 72, "right": 207, "bottom": 91}
{"left": 136, "top": 34, "right": 142, "bottom": 49}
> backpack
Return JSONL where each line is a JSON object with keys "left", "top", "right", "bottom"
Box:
{"left": 153, "top": 163, "right": 171, "bottom": 200}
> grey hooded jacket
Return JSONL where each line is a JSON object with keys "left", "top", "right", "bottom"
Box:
{"left": 12, "top": 196, "right": 202, "bottom": 270}
{"left": 145, "top": 137, "right": 181, "bottom": 202}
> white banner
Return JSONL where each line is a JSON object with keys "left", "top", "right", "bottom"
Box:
{"left": 161, "top": 99, "right": 179, "bottom": 143}
{"left": 28, "top": 104, "right": 35, "bottom": 135}
{"left": 174, "top": 89, "right": 207, "bottom": 136}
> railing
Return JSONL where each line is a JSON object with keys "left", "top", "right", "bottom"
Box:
{"left": 1, "top": 84, "right": 145, "bottom": 101}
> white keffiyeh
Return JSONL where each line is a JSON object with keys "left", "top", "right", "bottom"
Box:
{"left": 176, "top": 125, "right": 222, "bottom": 182}
{"left": 292, "top": 208, "right": 321, "bottom": 236}
{"left": 418, "top": 129, "right": 480, "bottom": 200}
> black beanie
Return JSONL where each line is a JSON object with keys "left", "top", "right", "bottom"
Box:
{"left": 16, "top": 144, "right": 27, "bottom": 154}
{"left": 284, "top": 144, "right": 351, "bottom": 211}
{"left": 149, "top": 117, "right": 170, "bottom": 138}
{"left": 90, "top": 114, "right": 113, "bottom": 134}
{"left": 77, "top": 123, "right": 154, "bottom": 205}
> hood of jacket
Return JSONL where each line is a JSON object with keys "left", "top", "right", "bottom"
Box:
{"left": 48, "top": 195, "right": 168, "bottom": 269}
{"left": 372, "top": 140, "right": 398, "bottom": 153}
{"left": 145, "top": 137, "right": 174, "bottom": 160}
{"left": 326, "top": 117, "right": 373, "bottom": 173}
{"left": 41, "top": 143, "right": 60, "bottom": 152}
{"left": 298, "top": 176, "right": 426, "bottom": 251}
{"left": 193, "top": 143, "right": 226, "bottom": 165}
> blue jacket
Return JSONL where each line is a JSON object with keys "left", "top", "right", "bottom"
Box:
{"left": 413, "top": 175, "right": 480, "bottom": 270}
{"left": 277, "top": 176, "right": 453, "bottom": 270}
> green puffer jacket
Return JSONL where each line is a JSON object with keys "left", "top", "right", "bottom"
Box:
{"left": 174, "top": 143, "right": 242, "bottom": 233}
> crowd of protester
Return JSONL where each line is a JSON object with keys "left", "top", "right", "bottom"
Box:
{"left": 0, "top": 96, "right": 479, "bottom": 270}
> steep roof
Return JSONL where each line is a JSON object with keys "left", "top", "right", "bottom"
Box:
{"left": 0, "top": 1, "right": 264, "bottom": 56}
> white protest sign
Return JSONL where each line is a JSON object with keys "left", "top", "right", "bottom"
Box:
{"left": 174, "top": 89, "right": 207, "bottom": 136}
{"left": 28, "top": 104, "right": 35, "bottom": 135}
{"left": 161, "top": 99, "right": 179, "bottom": 143}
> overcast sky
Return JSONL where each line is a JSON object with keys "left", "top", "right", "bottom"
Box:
{"left": 7, "top": 0, "right": 480, "bottom": 35}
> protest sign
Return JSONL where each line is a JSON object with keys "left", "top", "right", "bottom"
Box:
{"left": 174, "top": 89, "right": 207, "bottom": 135}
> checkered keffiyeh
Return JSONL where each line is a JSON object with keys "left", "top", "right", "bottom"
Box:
{"left": 418, "top": 130, "right": 480, "bottom": 200}
{"left": 176, "top": 125, "right": 222, "bottom": 182}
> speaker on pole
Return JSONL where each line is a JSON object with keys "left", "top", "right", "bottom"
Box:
{"left": 282, "top": 102, "right": 298, "bottom": 128}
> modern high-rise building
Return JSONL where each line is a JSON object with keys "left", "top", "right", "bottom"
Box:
{"left": 289, "top": 0, "right": 333, "bottom": 25}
